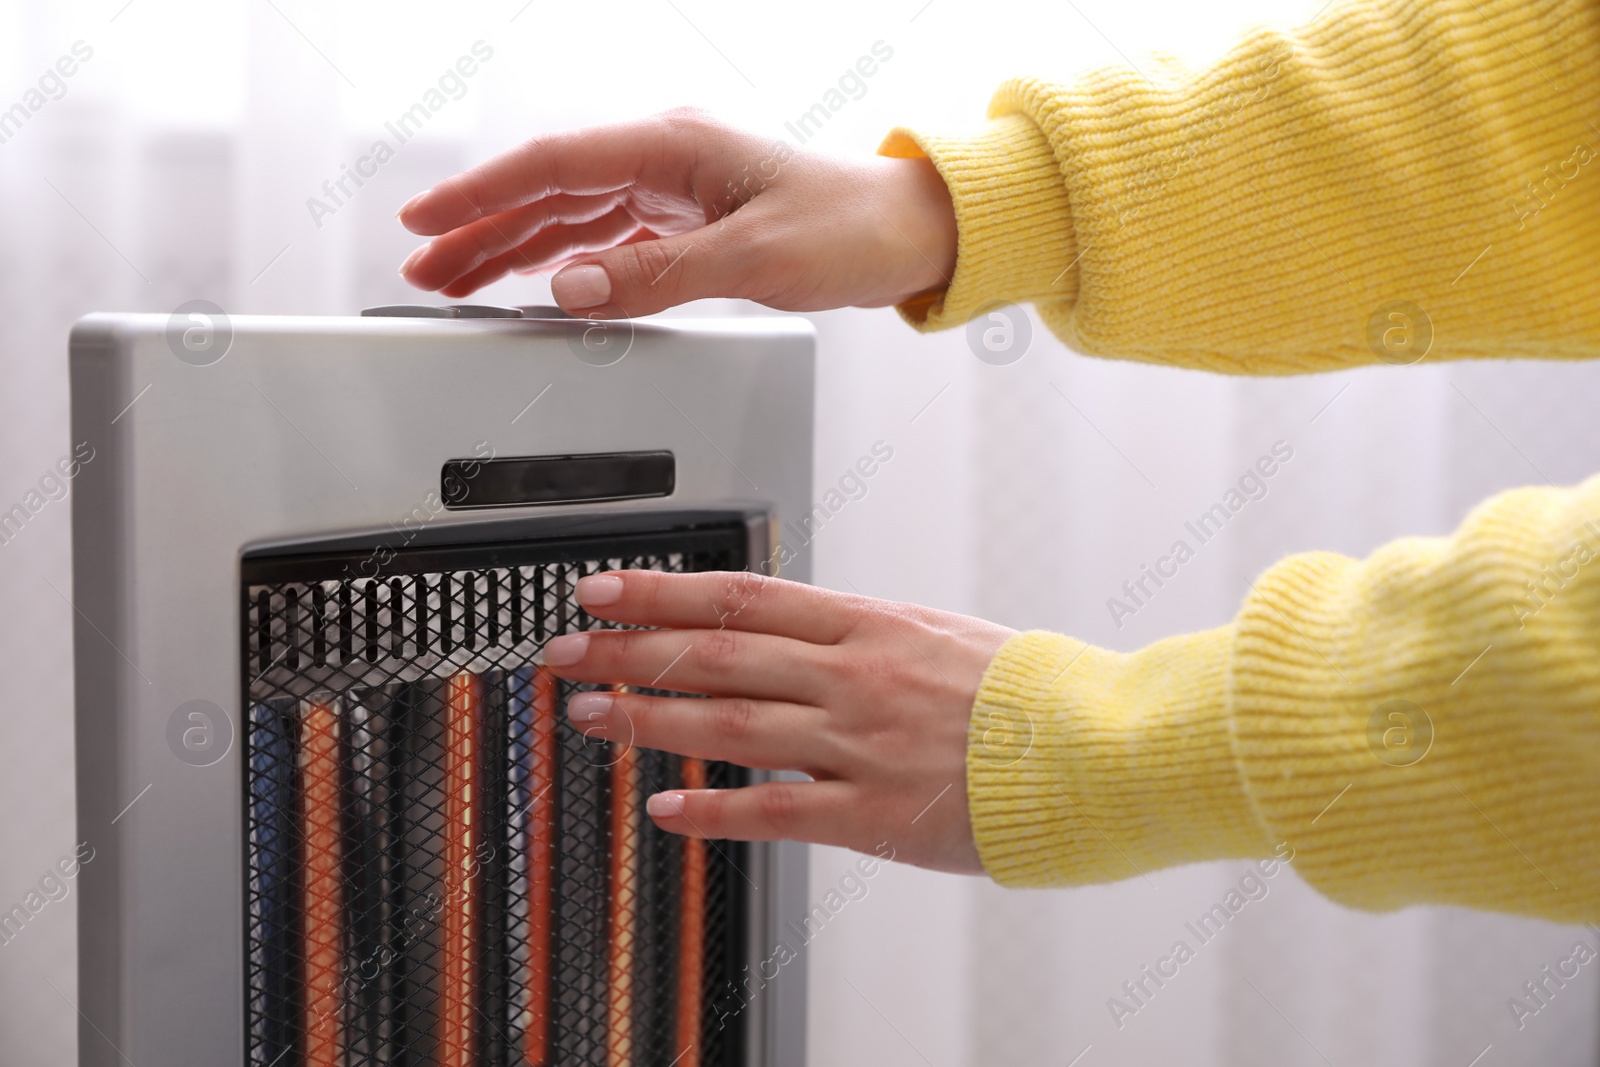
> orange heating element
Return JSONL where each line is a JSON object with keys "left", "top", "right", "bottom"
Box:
{"left": 676, "top": 758, "right": 708, "bottom": 1067}
{"left": 441, "top": 671, "right": 481, "bottom": 1067}
{"left": 300, "top": 698, "right": 343, "bottom": 1067}
{"left": 608, "top": 722, "right": 639, "bottom": 1067}
{"left": 524, "top": 667, "right": 557, "bottom": 1067}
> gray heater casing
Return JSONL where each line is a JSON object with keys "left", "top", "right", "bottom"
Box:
{"left": 68, "top": 311, "right": 814, "bottom": 1067}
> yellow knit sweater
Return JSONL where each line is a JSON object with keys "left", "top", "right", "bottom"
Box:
{"left": 882, "top": 0, "right": 1600, "bottom": 923}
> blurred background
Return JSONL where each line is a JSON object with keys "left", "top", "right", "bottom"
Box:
{"left": 3, "top": 0, "right": 1598, "bottom": 1063}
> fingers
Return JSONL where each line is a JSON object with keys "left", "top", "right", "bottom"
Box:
{"left": 397, "top": 111, "right": 719, "bottom": 236}
{"left": 433, "top": 209, "right": 645, "bottom": 298}
{"left": 568, "top": 689, "right": 833, "bottom": 772}
{"left": 543, "top": 626, "right": 832, "bottom": 704}
{"left": 400, "top": 191, "right": 625, "bottom": 291}
{"left": 645, "top": 780, "right": 861, "bottom": 847}
{"left": 396, "top": 108, "right": 786, "bottom": 315}
{"left": 511, "top": 227, "right": 658, "bottom": 276}
{"left": 572, "top": 570, "right": 860, "bottom": 645}
{"left": 548, "top": 209, "right": 766, "bottom": 317}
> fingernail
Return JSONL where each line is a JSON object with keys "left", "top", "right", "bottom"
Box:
{"left": 543, "top": 632, "right": 590, "bottom": 667}
{"left": 647, "top": 791, "right": 686, "bottom": 818}
{"left": 576, "top": 574, "right": 624, "bottom": 607}
{"left": 551, "top": 264, "right": 611, "bottom": 310}
{"left": 397, "top": 191, "right": 428, "bottom": 221}
{"left": 399, "top": 244, "right": 428, "bottom": 278}
{"left": 567, "top": 691, "right": 614, "bottom": 722}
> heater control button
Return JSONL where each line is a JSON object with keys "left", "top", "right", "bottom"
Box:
{"left": 446, "top": 304, "right": 524, "bottom": 318}
{"left": 361, "top": 304, "right": 461, "bottom": 318}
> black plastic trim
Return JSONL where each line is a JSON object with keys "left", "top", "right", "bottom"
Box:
{"left": 240, "top": 520, "right": 746, "bottom": 586}
{"left": 442, "top": 451, "right": 675, "bottom": 510}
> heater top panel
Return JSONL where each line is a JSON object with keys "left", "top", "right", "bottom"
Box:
{"left": 68, "top": 312, "right": 814, "bottom": 1067}
{"left": 70, "top": 311, "right": 812, "bottom": 542}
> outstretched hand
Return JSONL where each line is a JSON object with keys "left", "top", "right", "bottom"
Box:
{"left": 396, "top": 108, "right": 957, "bottom": 318}
{"left": 541, "top": 570, "right": 1015, "bottom": 874}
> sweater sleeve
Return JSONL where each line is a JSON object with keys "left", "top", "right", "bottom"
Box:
{"left": 968, "top": 473, "right": 1600, "bottom": 922}
{"left": 879, "top": 0, "right": 1600, "bottom": 373}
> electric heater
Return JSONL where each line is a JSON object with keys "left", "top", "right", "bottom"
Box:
{"left": 69, "top": 306, "right": 813, "bottom": 1067}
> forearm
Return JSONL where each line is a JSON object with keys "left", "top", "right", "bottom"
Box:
{"left": 889, "top": 0, "right": 1600, "bottom": 373}
{"left": 971, "top": 474, "right": 1600, "bottom": 922}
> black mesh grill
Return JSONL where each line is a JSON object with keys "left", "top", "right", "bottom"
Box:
{"left": 242, "top": 522, "right": 752, "bottom": 1067}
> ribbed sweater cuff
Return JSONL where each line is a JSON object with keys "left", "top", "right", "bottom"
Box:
{"left": 967, "top": 627, "right": 1270, "bottom": 887}
{"left": 879, "top": 115, "right": 1078, "bottom": 331}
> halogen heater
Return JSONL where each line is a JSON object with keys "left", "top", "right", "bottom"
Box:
{"left": 69, "top": 306, "right": 812, "bottom": 1067}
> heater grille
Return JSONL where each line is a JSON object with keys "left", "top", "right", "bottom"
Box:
{"left": 242, "top": 522, "right": 752, "bottom": 1067}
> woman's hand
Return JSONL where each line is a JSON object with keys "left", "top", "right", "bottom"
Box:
{"left": 540, "top": 569, "right": 1016, "bottom": 874}
{"left": 395, "top": 108, "right": 957, "bottom": 318}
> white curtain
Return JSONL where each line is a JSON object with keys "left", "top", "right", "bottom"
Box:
{"left": 0, "top": 0, "right": 1594, "bottom": 1063}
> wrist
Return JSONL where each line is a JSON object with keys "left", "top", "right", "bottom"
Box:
{"left": 879, "top": 114, "right": 1078, "bottom": 331}
{"left": 882, "top": 155, "right": 958, "bottom": 302}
